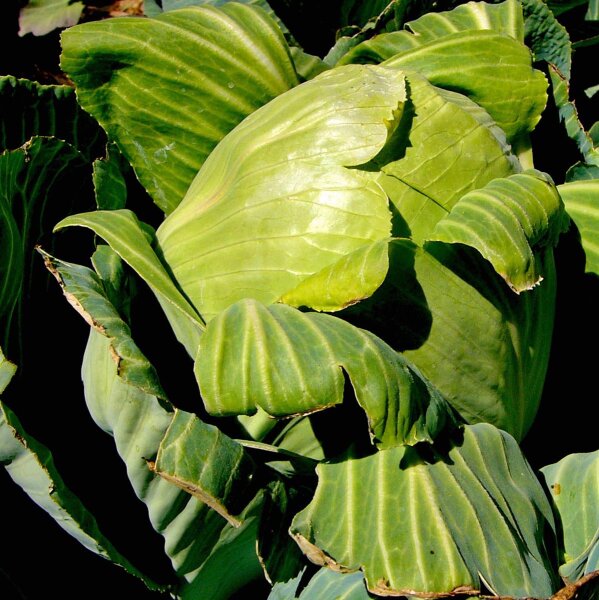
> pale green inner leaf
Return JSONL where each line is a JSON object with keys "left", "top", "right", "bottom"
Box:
{"left": 376, "top": 72, "right": 520, "bottom": 244}
{"left": 279, "top": 239, "right": 390, "bottom": 312}
{"left": 157, "top": 64, "right": 407, "bottom": 321}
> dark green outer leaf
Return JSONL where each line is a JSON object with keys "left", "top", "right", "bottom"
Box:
{"left": 75, "top": 274, "right": 263, "bottom": 595}
{"left": 60, "top": 3, "right": 299, "bottom": 214}
{"left": 522, "top": 0, "right": 571, "bottom": 78}
{"left": 268, "top": 567, "right": 373, "bottom": 599}
{"left": 291, "top": 423, "right": 559, "bottom": 598}
{"left": 0, "top": 137, "right": 89, "bottom": 359}
{"left": 0, "top": 347, "right": 162, "bottom": 591}
{"left": 154, "top": 409, "right": 256, "bottom": 526}
{"left": 296, "top": 569, "right": 372, "bottom": 599}
{"left": 40, "top": 248, "right": 166, "bottom": 398}
{"left": 549, "top": 66, "right": 599, "bottom": 167}
{"left": 93, "top": 142, "right": 129, "bottom": 210}
{"left": 0, "top": 76, "right": 103, "bottom": 159}
{"left": 340, "top": 0, "right": 393, "bottom": 28}
{"left": 48, "top": 244, "right": 267, "bottom": 594}
{"left": 521, "top": 0, "right": 599, "bottom": 165}
{"left": 256, "top": 479, "right": 306, "bottom": 585}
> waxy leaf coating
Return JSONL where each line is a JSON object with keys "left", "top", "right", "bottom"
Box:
{"left": 157, "top": 64, "right": 406, "bottom": 321}
{"left": 195, "top": 298, "right": 457, "bottom": 448}
{"left": 291, "top": 423, "right": 559, "bottom": 598}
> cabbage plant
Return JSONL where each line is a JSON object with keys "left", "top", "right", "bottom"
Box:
{"left": 1, "top": 0, "right": 598, "bottom": 598}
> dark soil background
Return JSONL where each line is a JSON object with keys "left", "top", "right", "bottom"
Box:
{"left": 1, "top": 1, "right": 597, "bottom": 599}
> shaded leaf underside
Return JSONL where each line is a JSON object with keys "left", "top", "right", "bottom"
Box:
{"left": 0, "top": 346, "right": 161, "bottom": 591}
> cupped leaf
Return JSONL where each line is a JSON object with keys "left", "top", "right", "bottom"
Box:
{"left": 429, "top": 170, "right": 568, "bottom": 292}
{"left": 343, "top": 240, "right": 556, "bottom": 440}
{"left": 0, "top": 76, "right": 103, "bottom": 158}
{"left": 157, "top": 64, "right": 407, "bottom": 321}
{"left": 0, "top": 349, "right": 162, "bottom": 592}
{"left": 0, "top": 136, "right": 89, "bottom": 359}
{"left": 336, "top": 0, "right": 525, "bottom": 62}
{"left": 54, "top": 209, "right": 204, "bottom": 356}
{"left": 67, "top": 249, "right": 264, "bottom": 594}
{"left": 558, "top": 180, "right": 599, "bottom": 275}
{"left": 376, "top": 72, "right": 520, "bottom": 244}
{"left": 195, "top": 297, "right": 458, "bottom": 448}
{"left": 342, "top": 30, "right": 547, "bottom": 142}
{"left": 268, "top": 567, "right": 373, "bottom": 599}
{"left": 382, "top": 31, "right": 547, "bottom": 143}
{"left": 291, "top": 423, "right": 559, "bottom": 598}
{"left": 154, "top": 408, "right": 256, "bottom": 527}
{"left": 542, "top": 450, "right": 599, "bottom": 582}
{"left": 40, "top": 247, "right": 166, "bottom": 398}
{"left": 19, "top": 0, "right": 84, "bottom": 37}
{"left": 336, "top": 1, "right": 550, "bottom": 143}
{"left": 60, "top": 3, "right": 300, "bottom": 214}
